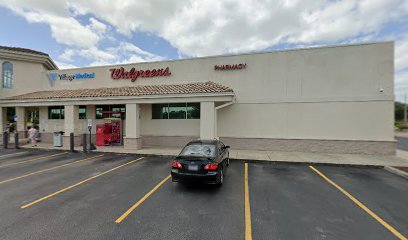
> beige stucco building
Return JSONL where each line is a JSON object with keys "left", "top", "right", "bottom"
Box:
{"left": 0, "top": 42, "right": 395, "bottom": 154}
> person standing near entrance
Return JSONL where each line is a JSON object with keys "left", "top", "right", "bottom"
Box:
{"left": 28, "top": 126, "right": 38, "bottom": 147}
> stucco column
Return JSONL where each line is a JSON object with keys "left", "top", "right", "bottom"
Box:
{"left": 0, "top": 107, "right": 4, "bottom": 145}
{"left": 0, "top": 107, "right": 4, "bottom": 133}
{"left": 200, "top": 101, "right": 216, "bottom": 140}
{"left": 15, "top": 106, "right": 26, "bottom": 137}
{"left": 63, "top": 105, "right": 80, "bottom": 147}
{"left": 124, "top": 103, "right": 141, "bottom": 150}
{"left": 64, "top": 105, "right": 79, "bottom": 135}
{"left": 38, "top": 106, "right": 48, "bottom": 133}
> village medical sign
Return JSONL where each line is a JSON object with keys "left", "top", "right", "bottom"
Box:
{"left": 48, "top": 72, "right": 96, "bottom": 81}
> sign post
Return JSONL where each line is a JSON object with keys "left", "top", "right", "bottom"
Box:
{"left": 88, "top": 119, "right": 92, "bottom": 152}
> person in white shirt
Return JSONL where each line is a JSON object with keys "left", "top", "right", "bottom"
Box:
{"left": 27, "top": 126, "right": 38, "bottom": 147}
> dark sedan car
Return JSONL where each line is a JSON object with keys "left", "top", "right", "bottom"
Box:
{"left": 171, "top": 139, "right": 230, "bottom": 186}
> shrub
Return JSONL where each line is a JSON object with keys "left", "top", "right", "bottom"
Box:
{"left": 395, "top": 122, "right": 408, "bottom": 131}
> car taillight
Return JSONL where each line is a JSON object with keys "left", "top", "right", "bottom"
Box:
{"left": 204, "top": 163, "right": 218, "bottom": 171}
{"left": 172, "top": 161, "right": 182, "bottom": 169}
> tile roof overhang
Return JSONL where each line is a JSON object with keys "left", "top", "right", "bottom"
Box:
{"left": 1, "top": 82, "right": 234, "bottom": 105}
{"left": 0, "top": 46, "right": 58, "bottom": 70}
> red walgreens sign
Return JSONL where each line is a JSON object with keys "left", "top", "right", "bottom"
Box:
{"left": 109, "top": 67, "right": 171, "bottom": 82}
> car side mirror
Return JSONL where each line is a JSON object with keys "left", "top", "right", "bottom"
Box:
{"left": 224, "top": 145, "right": 230, "bottom": 149}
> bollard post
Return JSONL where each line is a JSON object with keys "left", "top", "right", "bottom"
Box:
{"left": 82, "top": 133, "right": 87, "bottom": 153}
{"left": 70, "top": 132, "right": 75, "bottom": 152}
{"left": 14, "top": 132, "right": 19, "bottom": 149}
{"left": 3, "top": 131, "right": 8, "bottom": 149}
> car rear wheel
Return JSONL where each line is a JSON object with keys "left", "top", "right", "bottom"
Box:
{"left": 217, "top": 168, "right": 224, "bottom": 187}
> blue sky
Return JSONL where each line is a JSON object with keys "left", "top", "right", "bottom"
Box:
{"left": 0, "top": 0, "right": 408, "bottom": 100}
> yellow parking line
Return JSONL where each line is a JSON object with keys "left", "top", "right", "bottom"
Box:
{"left": 115, "top": 174, "right": 171, "bottom": 224}
{"left": 0, "top": 155, "right": 104, "bottom": 185}
{"left": 244, "top": 163, "right": 252, "bottom": 240}
{"left": 0, "top": 152, "right": 68, "bottom": 168}
{"left": 309, "top": 166, "right": 407, "bottom": 240}
{"left": 0, "top": 151, "right": 28, "bottom": 158}
{"left": 21, "top": 157, "right": 144, "bottom": 209}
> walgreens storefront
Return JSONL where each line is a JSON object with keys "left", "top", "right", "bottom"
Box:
{"left": 0, "top": 42, "right": 395, "bottom": 154}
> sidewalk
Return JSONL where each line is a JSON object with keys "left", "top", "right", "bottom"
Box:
{"left": 19, "top": 142, "right": 408, "bottom": 167}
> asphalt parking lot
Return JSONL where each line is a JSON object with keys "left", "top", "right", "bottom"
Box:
{"left": 0, "top": 149, "right": 407, "bottom": 240}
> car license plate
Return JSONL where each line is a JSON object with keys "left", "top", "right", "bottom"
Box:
{"left": 188, "top": 165, "right": 198, "bottom": 171}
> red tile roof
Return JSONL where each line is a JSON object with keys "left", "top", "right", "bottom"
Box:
{"left": 5, "top": 81, "right": 233, "bottom": 100}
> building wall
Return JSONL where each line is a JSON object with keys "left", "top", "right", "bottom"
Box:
{"left": 217, "top": 101, "right": 394, "bottom": 141}
{"left": 1, "top": 42, "right": 395, "bottom": 148}
{"left": 0, "top": 59, "right": 49, "bottom": 98}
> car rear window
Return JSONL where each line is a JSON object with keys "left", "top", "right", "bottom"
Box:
{"left": 179, "top": 144, "right": 216, "bottom": 158}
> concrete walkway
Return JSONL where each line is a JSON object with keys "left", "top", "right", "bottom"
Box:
{"left": 19, "top": 142, "right": 408, "bottom": 167}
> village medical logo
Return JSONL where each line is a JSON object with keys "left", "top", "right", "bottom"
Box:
{"left": 47, "top": 72, "right": 95, "bottom": 82}
{"left": 58, "top": 72, "right": 95, "bottom": 81}
{"left": 46, "top": 72, "right": 58, "bottom": 87}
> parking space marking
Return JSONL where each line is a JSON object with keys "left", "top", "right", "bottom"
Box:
{"left": 0, "top": 151, "right": 28, "bottom": 159}
{"left": 114, "top": 174, "right": 171, "bottom": 224}
{"left": 0, "top": 155, "right": 104, "bottom": 185}
{"left": 0, "top": 152, "right": 68, "bottom": 168}
{"left": 21, "top": 157, "right": 144, "bottom": 209}
{"left": 244, "top": 163, "right": 252, "bottom": 240}
{"left": 309, "top": 166, "right": 407, "bottom": 240}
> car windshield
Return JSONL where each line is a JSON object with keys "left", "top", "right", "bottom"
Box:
{"left": 179, "top": 144, "right": 216, "bottom": 158}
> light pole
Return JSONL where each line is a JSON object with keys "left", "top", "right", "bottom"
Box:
{"left": 405, "top": 94, "right": 407, "bottom": 123}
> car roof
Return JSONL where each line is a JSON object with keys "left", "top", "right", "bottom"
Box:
{"left": 187, "top": 139, "right": 219, "bottom": 145}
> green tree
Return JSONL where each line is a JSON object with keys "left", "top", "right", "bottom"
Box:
{"left": 395, "top": 101, "right": 405, "bottom": 122}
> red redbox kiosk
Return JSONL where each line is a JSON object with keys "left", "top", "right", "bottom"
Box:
{"left": 96, "top": 124, "right": 106, "bottom": 146}
{"left": 95, "top": 118, "right": 123, "bottom": 146}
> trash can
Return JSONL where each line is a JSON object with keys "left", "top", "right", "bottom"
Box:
{"left": 53, "top": 131, "right": 64, "bottom": 147}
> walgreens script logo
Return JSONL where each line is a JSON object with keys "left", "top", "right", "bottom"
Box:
{"left": 109, "top": 67, "right": 171, "bottom": 82}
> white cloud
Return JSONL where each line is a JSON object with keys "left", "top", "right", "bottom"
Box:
{"left": 50, "top": 0, "right": 406, "bottom": 57}
{"left": 58, "top": 49, "right": 75, "bottom": 62}
{"left": 2, "top": 0, "right": 407, "bottom": 56}
{"left": 89, "top": 17, "right": 107, "bottom": 35}
{"left": 57, "top": 42, "right": 164, "bottom": 67}
{"left": 1, "top": 0, "right": 408, "bottom": 94}
{"left": 396, "top": 34, "right": 408, "bottom": 72}
{"left": 2, "top": 1, "right": 105, "bottom": 49}
{"left": 54, "top": 60, "right": 78, "bottom": 69}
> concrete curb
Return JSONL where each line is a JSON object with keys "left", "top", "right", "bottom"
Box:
{"left": 229, "top": 158, "right": 384, "bottom": 168}
{"left": 384, "top": 166, "right": 408, "bottom": 179}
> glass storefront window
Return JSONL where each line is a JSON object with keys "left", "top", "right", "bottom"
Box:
{"left": 96, "top": 105, "right": 126, "bottom": 119}
{"left": 152, "top": 104, "right": 169, "bottom": 119}
{"left": 187, "top": 103, "right": 200, "bottom": 119}
{"left": 48, "top": 106, "right": 64, "bottom": 119}
{"left": 152, "top": 103, "right": 200, "bottom": 119}
{"left": 26, "top": 107, "right": 39, "bottom": 125}
{"left": 79, "top": 106, "right": 87, "bottom": 119}
{"left": 168, "top": 103, "right": 187, "bottom": 119}
{"left": 6, "top": 107, "right": 15, "bottom": 122}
